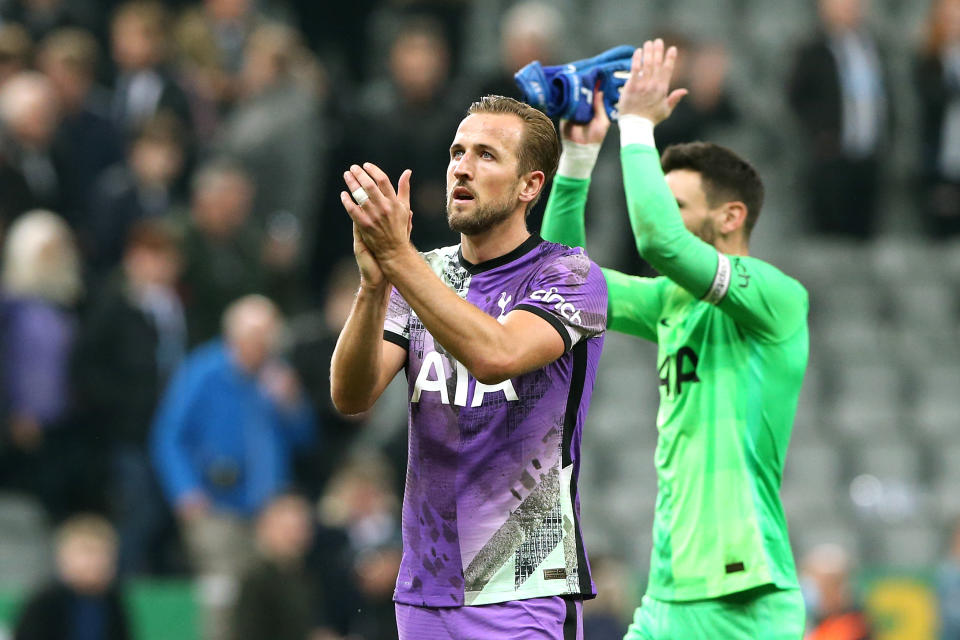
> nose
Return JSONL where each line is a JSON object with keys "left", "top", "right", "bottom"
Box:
{"left": 452, "top": 153, "right": 473, "bottom": 181}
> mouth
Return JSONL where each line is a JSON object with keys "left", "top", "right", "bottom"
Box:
{"left": 451, "top": 186, "right": 475, "bottom": 205}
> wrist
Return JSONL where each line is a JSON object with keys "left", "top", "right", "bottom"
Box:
{"left": 358, "top": 279, "right": 389, "bottom": 298}
{"left": 618, "top": 115, "right": 656, "bottom": 148}
{"left": 377, "top": 243, "right": 419, "bottom": 279}
{"left": 557, "top": 140, "right": 602, "bottom": 179}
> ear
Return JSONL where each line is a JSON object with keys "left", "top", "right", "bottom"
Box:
{"left": 719, "top": 201, "right": 748, "bottom": 235}
{"left": 517, "top": 170, "right": 546, "bottom": 205}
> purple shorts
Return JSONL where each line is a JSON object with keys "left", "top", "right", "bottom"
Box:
{"left": 396, "top": 596, "right": 583, "bottom": 640}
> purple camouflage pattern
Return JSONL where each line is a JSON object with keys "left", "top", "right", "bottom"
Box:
{"left": 383, "top": 235, "right": 607, "bottom": 609}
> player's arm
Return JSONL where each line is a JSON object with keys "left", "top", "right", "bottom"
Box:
{"left": 540, "top": 92, "right": 610, "bottom": 248}
{"left": 379, "top": 246, "right": 565, "bottom": 384}
{"left": 341, "top": 163, "right": 567, "bottom": 384}
{"left": 541, "top": 90, "right": 666, "bottom": 342}
{"left": 330, "top": 226, "right": 406, "bottom": 415}
{"left": 618, "top": 40, "right": 807, "bottom": 340}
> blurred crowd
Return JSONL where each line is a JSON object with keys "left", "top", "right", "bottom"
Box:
{"left": 0, "top": 0, "right": 957, "bottom": 638}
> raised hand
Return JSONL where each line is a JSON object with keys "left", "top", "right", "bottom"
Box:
{"left": 351, "top": 221, "right": 383, "bottom": 289}
{"left": 560, "top": 86, "right": 611, "bottom": 145}
{"left": 340, "top": 164, "right": 414, "bottom": 276}
{"left": 617, "top": 38, "right": 688, "bottom": 125}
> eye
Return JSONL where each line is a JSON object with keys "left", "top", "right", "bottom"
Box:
{"left": 481, "top": 150, "right": 494, "bottom": 159}
{"left": 451, "top": 149, "right": 463, "bottom": 160}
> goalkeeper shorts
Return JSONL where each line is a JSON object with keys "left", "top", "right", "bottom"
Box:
{"left": 623, "top": 585, "right": 805, "bottom": 640}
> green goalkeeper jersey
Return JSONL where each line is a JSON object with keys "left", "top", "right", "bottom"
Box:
{"left": 542, "top": 142, "right": 808, "bottom": 601}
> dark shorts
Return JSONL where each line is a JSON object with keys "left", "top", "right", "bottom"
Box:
{"left": 396, "top": 596, "right": 583, "bottom": 640}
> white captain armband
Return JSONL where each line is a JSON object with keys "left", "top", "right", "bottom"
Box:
{"left": 702, "top": 252, "right": 732, "bottom": 305}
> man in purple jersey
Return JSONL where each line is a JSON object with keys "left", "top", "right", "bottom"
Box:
{"left": 330, "top": 95, "right": 608, "bottom": 639}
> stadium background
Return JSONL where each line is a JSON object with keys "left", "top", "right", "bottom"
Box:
{"left": 0, "top": 0, "right": 954, "bottom": 638}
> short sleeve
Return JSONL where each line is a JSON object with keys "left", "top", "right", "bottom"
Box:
{"left": 513, "top": 250, "right": 608, "bottom": 352}
{"left": 383, "top": 286, "right": 411, "bottom": 350}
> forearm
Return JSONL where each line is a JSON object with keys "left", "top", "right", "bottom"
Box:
{"left": 330, "top": 284, "right": 391, "bottom": 414}
{"left": 619, "top": 117, "right": 718, "bottom": 296}
{"left": 540, "top": 141, "right": 600, "bottom": 248}
{"left": 380, "top": 246, "right": 520, "bottom": 384}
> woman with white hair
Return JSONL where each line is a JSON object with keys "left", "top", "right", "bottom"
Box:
{"left": 0, "top": 209, "right": 83, "bottom": 516}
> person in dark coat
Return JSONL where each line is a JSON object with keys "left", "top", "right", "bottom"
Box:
{"left": 72, "top": 219, "right": 185, "bottom": 575}
{"left": 109, "top": 1, "right": 193, "bottom": 138}
{"left": 233, "top": 493, "right": 340, "bottom": 640}
{"left": 915, "top": 0, "right": 960, "bottom": 237}
{"left": 14, "top": 514, "right": 132, "bottom": 640}
{"left": 37, "top": 27, "right": 125, "bottom": 232}
{"left": 787, "top": 0, "right": 892, "bottom": 238}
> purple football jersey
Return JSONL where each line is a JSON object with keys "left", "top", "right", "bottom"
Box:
{"left": 383, "top": 235, "right": 607, "bottom": 607}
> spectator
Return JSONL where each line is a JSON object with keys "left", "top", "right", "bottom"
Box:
{"left": 472, "top": 1, "right": 564, "bottom": 100}
{"left": 0, "top": 31, "right": 45, "bottom": 226}
{"left": 0, "top": 210, "right": 87, "bottom": 519}
{"left": 915, "top": 0, "right": 960, "bottom": 237}
{"left": 937, "top": 517, "right": 960, "bottom": 640}
{"left": 73, "top": 219, "right": 185, "bottom": 575}
{"left": 173, "top": 0, "right": 269, "bottom": 131}
{"left": 289, "top": 258, "right": 368, "bottom": 497}
{"left": 581, "top": 554, "right": 632, "bottom": 640}
{"left": 801, "top": 543, "right": 872, "bottom": 640}
{"left": 654, "top": 37, "right": 739, "bottom": 150}
{"left": 0, "top": 23, "right": 33, "bottom": 87}
{"left": 0, "top": 0, "right": 92, "bottom": 44}
{"left": 787, "top": 0, "right": 891, "bottom": 238}
{"left": 37, "top": 27, "right": 125, "bottom": 230}
{"left": 234, "top": 493, "right": 341, "bottom": 640}
{"left": 178, "top": 159, "right": 265, "bottom": 345}
{"left": 151, "top": 294, "right": 315, "bottom": 640}
{"left": 13, "top": 514, "right": 131, "bottom": 640}
{"left": 316, "top": 451, "right": 400, "bottom": 640}
{"left": 213, "top": 22, "right": 323, "bottom": 285}
{"left": 109, "top": 1, "right": 192, "bottom": 138}
{"left": 86, "top": 115, "right": 185, "bottom": 274}
{"left": 343, "top": 17, "right": 461, "bottom": 252}
{"left": 0, "top": 72, "right": 65, "bottom": 213}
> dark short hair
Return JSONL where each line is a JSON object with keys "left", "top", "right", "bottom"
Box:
{"left": 660, "top": 142, "right": 765, "bottom": 235}
{"left": 467, "top": 95, "right": 560, "bottom": 210}
{"left": 125, "top": 218, "right": 180, "bottom": 254}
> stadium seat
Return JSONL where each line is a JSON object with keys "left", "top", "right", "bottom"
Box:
{"left": 908, "top": 363, "right": 960, "bottom": 443}
{"left": 887, "top": 282, "right": 957, "bottom": 332}
{"left": 871, "top": 521, "right": 943, "bottom": 568}
{"left": 0, "top": 492, "right": 53, "bottom": 589}
{"left": 784, "top": 443, "right": 845, "bottom": 491}
{"left": 855, "top": 442, "right": 923, "bottom": 485}
{"left": 790, "top": 520, "right": 863, "bottom": 562}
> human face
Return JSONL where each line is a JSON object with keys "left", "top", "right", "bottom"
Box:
{"left": 446, "top": 113, "right": 526, "bottom": 236}
{"left": 229, "top": 306, "right": 279, "bottom": 373}
{"left": 665, "top": 169, "right": 720, "bottom": 245}
{"left": 939, "top": 0, "right": 960, "bottom": 44}
{"left": 819, "top": 0, "right": 865, "bottom": 31}
{"left": 58, "top": 535, "right": 116, "bottom": 595}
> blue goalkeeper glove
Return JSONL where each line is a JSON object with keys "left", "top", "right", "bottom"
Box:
{"left": 514, "top": 45, "right": 635, "bottom": 122}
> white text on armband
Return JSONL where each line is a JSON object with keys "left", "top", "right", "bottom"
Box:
{"left": 702, "top": 253, "right": 732, "bottom": 305}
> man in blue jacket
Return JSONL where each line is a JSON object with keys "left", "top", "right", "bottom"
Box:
{"left": 151, "top": 294, "right": 315, "bottom": 640}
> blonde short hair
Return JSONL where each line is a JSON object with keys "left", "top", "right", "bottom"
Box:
{"left": 2, "top": 210, "right": 82, "bottom": 306}
{"left": 55, "top": 514, "right": 118, "bottom": 553}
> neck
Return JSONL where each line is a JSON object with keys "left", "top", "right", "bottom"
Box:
{"left": 459, "top": 210, "right": 531, "bottom": 264}
{"left": 715, "top": 234, "right": 749, "bottom": 256}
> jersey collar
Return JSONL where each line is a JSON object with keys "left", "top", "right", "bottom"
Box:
{"left": 457, "top": 234, "right": 543, "bottom": 275}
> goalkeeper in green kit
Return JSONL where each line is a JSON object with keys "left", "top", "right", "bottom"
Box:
{"left": 540, "top": 39, "right": 808, "bottom": 639}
